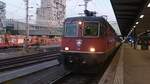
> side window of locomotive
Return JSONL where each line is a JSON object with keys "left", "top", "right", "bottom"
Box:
{"left": 64, "top": 22, "right": 77, "bottom": 37}
{"left": 99, "top": 21, "right": 107, "bottom": 35}
{"left": 103, "top": 25, "right": 108, "bottom": 35}
{"left": 0, "top": 37, "right": 2, "bottom": 42}
{"left": 100, "top": 23, "right": 105, "bottom": 35}
{"left": 84, "top": 22, "right": 99, "bottom": 37}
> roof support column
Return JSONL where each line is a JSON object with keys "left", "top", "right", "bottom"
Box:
{"left": 134, "top": 28, "right": 137, "bottom": 49}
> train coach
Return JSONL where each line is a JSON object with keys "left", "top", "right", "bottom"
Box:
{"left": 0, "top": 34, "right": 61, "bottom": 48}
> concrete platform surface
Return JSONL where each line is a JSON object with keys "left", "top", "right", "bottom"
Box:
{"left": 124, "top": 44, "right": 150, "bottom": 84}
{"left": 99, "top": 44, "right": 150, "bottom": 84}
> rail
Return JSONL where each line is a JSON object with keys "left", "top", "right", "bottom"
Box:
{"left": 0, "top": 51, "right": 60, "bottom": 71}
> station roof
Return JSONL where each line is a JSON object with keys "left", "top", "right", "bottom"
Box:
{"left": 110, "top": 0, "right": 150, "bottom": 36}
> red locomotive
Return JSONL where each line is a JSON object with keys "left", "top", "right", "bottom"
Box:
{"left": 61, "top": 10, "right": 119, "bottom": 72}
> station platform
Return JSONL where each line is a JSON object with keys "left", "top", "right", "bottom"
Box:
{"left": 99, "top": 44, "right": 150, "bottom": 84}
{"left": 123, "top": 44, "right": 150, "bottom": 84}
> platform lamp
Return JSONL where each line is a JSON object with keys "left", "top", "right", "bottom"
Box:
{"left": 147, "top": 2, "right": 150, "bottom": 7}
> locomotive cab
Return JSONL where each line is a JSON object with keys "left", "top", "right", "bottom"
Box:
{"left": 61, "top": 17, "right": 116, "bottom": 53}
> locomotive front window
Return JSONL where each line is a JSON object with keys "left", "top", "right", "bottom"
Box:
{"left": 64, "top": 22, "right": 77, "bottom": 37}
{"left": 84, "top": 22, "right": 99, "bottom": 37}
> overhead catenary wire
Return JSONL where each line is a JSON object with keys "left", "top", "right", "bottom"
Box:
{"left": 5, "top": 1, "right": 25, "bottom": 19}
{"left": 4, "top": 0, "right": 40, "bottom": 23}
{"left": 4, "top": 0, "right": 25, "bottom": 10}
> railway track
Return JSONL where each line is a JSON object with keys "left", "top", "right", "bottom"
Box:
{"left": 0, "top": 48, "right": 60, "bottom": 71}
{"left": 0, "top": 46, "right": 60, "bottom": 53}
{"left": 50, "top": 72, "right": 100, "bottom": 84}
{"left": 0, "top": 48, "right": 21, "bottom": 53}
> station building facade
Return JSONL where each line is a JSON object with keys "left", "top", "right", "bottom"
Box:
{"left": 0, "top": 1, "right": 6, "bottom": 32}
{"left": 36, "top": 0, "right": 66, "bottom": 28}
{"left": 3, "top": 19, "right": 63, "bottom": 36}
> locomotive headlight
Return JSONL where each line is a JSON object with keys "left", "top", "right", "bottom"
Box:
{"left": 90, "top": 48, "right": 95, "bottom": 52}
{"left": 65, "top": 47, "right": 69, "bottom": 51}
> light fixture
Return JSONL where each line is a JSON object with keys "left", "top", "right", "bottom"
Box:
{"left": 65, "top": 47, "right": 69, "bottom": 51}
{"left": 133, "top": 26, "right": 136, "bottom": 28}
{"left": 78, "top": 21, "right": 82, "bottom": 25}
{"left": 90, "top": 48, "right": 95, "bottom": 52}
{"left": 147, "top": 30, "right": 150, "bottom": 32}
{"left": 147, "top": 3, "right": 150, "bottom": 7}
{"left": 140, "top": 15, "right": 144, "bottom": 18}
{"left": 136, "top": 22, "right": 139, "bottom": 24}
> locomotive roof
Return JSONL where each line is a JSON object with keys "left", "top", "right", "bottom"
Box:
{"left": 65, "top": 16, "right": 106, "bottom": 22}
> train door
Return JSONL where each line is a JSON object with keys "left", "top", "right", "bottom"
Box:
{"left": 101, "top": 22, "right": 109, "bottom": 50}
